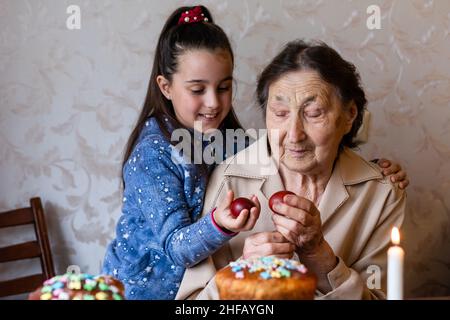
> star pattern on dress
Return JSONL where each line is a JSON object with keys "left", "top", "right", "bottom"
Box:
{"left": 102, "top": 118, "right": 235, "bottom": 299}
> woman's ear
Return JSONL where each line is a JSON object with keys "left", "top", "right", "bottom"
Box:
{"left": 344, "top": 101, "right": 358, "bottom": 133}
{"left": 156, "top": 75, "right": 171, "bottom": 100}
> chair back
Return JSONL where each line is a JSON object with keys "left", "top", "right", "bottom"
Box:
{"left": 0, "top": 197, "right": 55, "bottom": 297}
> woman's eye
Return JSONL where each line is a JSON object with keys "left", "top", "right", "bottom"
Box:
{"left": 275, "top": 112, "right": 288, "bottom": 117}
{"left": 304, "top": 110, "right": 322, "bottom": 118}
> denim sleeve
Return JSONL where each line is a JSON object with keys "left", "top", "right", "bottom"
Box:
{"left": 125, "top": 136, "right": 234, "bottom": 268}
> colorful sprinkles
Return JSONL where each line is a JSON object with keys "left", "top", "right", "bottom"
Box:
{"left": 229, "top": 256, "right": 308, "bottom": 280}
{"left": 39, "top": 273, "right": 124, "bottom": 300}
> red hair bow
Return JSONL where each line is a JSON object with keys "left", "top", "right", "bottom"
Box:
{"left": 178, "top": 6, "right": 209, "bottom": 25}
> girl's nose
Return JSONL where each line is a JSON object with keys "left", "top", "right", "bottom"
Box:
{"left": 205, "top": 90, "right": 220, "bottom": 109}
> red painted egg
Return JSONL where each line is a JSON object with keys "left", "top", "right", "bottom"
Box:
{"left": 269, "top": 191, "right": 295, "bottom": 213}
{"left": 230, "top": 197, "right": 255, "bottom": 218}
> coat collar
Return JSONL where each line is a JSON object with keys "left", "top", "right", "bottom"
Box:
{"left": 223, "top": 134, "right": 383, "bottom": 225}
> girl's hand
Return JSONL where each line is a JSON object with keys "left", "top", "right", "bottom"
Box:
{"left": 242, "top": 231, "right": 295, "bottom": 259}
{"left": 213, "top": 190, "right": 260, "bottom": 233}
{"left": 377, "top": 159, "right": 409, "bottom": 190}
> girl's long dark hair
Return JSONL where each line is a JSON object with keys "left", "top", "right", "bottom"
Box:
{"left": 122, "top": 6, "right": 242, "bottom": 186}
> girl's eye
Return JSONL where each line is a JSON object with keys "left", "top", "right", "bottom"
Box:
{"left": 191, "top": 88, "right": 204, "bottom": 95}
{"left": 218, "top": 86, "right": 230, "bottom": 92}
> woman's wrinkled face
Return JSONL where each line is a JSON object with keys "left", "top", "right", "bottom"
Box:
{"left": 266, "top": 70, "right": 357, "bottom": 175}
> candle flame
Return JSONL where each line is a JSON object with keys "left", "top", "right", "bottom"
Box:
{"left": 391, "top": 227, "right": 400, "bottom": 245}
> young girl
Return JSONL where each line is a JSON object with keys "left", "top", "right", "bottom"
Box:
{"left": 102, "top": 5, "right": 409, "bottom": 300}
{"left": 102, "top": 5, "right": 260, "bottom": 300}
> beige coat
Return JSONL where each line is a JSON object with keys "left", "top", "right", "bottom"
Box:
{"left": 175, "top": 134, "right": 406, "bottom": 300}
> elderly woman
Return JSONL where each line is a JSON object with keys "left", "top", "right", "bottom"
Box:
{"left": 175, "top": 40, "right": 406, "bottom": 300}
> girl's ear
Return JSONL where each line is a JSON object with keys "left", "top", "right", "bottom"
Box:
{"left": 156, "top": 75, "right": 171, "bottom": 100}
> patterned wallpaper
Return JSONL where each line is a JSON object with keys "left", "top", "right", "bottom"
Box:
{"left": 0, "top": 0, "right": 449, "bottom": 298}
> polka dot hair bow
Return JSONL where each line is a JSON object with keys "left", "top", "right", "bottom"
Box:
{"left": 178, "top": 6, "right": 209, "bottom": 25}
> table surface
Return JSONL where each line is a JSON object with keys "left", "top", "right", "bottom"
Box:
{"left": 407, "top": 296, "right": 450, "bottom": 300}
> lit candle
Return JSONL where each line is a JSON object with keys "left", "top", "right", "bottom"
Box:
{"left": 387, "top": 227, "right": 404, "bottom": 300}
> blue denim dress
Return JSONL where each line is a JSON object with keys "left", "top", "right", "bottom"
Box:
{"left": 102, "top": 117, "right": 241, "bottom": 299}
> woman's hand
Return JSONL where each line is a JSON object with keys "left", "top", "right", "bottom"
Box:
{"left": 271, "top": 194, "right": 323, "bottom": 253}
{"left": 271, "top": 194, "right": 337, "bottom": 292}
{"left": 213, "top": 190, "right": 260, "bottom": 233}
{"left": 242, "top": 231, "right": 295, "bottom": 259}
{"left": 376, "top": 159, "right": 409, "bottom": 189}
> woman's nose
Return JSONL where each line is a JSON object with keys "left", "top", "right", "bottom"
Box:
{"left": 288, "top": 115, "right": 306, "bottom": 142}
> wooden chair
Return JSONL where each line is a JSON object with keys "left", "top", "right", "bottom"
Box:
{"left": 0, "top": 197, "right": 55, "bottom": 298}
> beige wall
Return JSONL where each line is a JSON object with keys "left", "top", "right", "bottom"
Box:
{"left": 0, "top": 0, "right": 449, "bottom": 298}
